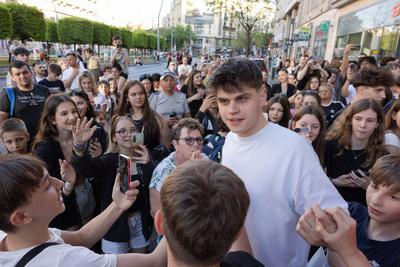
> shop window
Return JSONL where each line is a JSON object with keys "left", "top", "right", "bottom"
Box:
{"left": 381, "top": 25, "right": 400, "bottom": 57}
{"left": 348, "top": 32, "right": 362, "bottom": 45}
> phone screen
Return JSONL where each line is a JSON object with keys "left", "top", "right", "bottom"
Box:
{"left": 118, "top": 154, "right": 138, "bottom": 193}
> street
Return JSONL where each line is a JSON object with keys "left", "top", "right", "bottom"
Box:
{"left": 0, "top": 62, "right": 169, "bottom": 88}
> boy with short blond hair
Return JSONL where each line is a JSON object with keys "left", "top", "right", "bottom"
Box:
{"left": 0, "top": 118, "right": 29, "bottom": 154}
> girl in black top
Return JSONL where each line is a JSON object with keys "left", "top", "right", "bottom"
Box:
{"left": 180, "top": 70, "right": 206, "bottom": 117}
{"left": 325, "top": 99, "right": 385, "bottom": 205}
{"left": 118, "top": 80, "right": 169, "bottom": 151}
{"left": 264, "top": 94, "right": 291, "bottom": 128}
{"left": 71, "top": 115, "right": 155, "bottom": 253}
{"left": 33, "top": 94, "right": 83, "bottom": 230}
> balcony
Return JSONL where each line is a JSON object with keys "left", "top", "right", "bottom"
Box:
{"left": 330, "top": 0, "right": 356, "bottom": 9}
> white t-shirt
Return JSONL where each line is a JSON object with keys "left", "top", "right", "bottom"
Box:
{"left": 62, "top": 66, "right": 86, "bottom": 90}
{"left": 177, "top": 64, "right": 192, "bottom": 76}
{"left": 346, "top": 84, "right": 356, "bottom": 104}
{"left": 0, "top": 228, "right": 116, "bottom": 267}
{"left": 384, "top": 131, "right": 400, "bottom": 148}
{"left": 222, "top": 122, "right": 347, "bottom": 267}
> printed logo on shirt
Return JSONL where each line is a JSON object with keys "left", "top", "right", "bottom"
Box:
{"left": 17, "top": 94, "right": 47, "bottom": 106}
{"left": 48, "top": 87, "right": 61, "bottom": 94}
{"left": 370, "top": 260, "right": 381, "bottom": 267}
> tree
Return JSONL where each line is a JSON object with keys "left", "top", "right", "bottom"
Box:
{"left": 45, "top": 20, "right": 58, "bottom": 43}
{"left": 58, "top": 17, "right": 93, "bottom": 45}
{"left": 93, "top": 22, "right": 110, "bottom": 46}
{"left": 132, "top": 30, "right": 148, "bottom": 49}
{"left": 207, "top": 0, "right": 275, "bottom": 57}
{"left": 121, "top": 28, "right": 133, "bottom": 48}
{"left": 5, "top": 3, "right": 45, "bottom": 43}
{"left": 147, "top": 34, "right": 157, "bottom": 50}
{"left": 110, "top": 26, "right": 122, "bottom": 39}
{"left": 0, "top": 4, "right": 12, "bottom": 40}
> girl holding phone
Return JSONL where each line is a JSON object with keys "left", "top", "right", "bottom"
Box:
{"left": 71, "top": 115, "right": 155, "bottom": 254}
{"left": 324, "top": 99, "right": 384, "bottom": 205}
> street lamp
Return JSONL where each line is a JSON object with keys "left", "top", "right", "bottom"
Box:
{"left": 157, "top": 0, "right": 164, "bottom": 53}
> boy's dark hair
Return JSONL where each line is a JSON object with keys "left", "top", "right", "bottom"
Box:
{"left": 160, "top": 160, "right": 250, "bottom": 265}
{"left": 208, "top": 59, "right": 263, "bottom": 92}
{"left": 171, "top": 118, "right": 204, "bottom": 141}
{"left": 48, "top": 63, "right": 62, "bottom": 76}
{"left": 152, "top": 73, "right": 161, "bottom": 82}
{"left": 0, "top": 154, "right": 46, "bottom": 232}
{"left": 370, "top": 154, "right": 400, "bottom": 192}
{"left": 83, "top": 47, "right": 93, "bottom": 54}
{"left": 112, "top": 62, "right": 122, "bottom": 72}
{"left": 352, "top": 67, "right": 395, "bottom": 90}
{"left": 0, "top": 118, "right": 28, "bottom": 138}
{"left": 9, "top": 60, "right": 30, "bottom": 73}
{"left": 359, "top": 56, "right": 377, "bottom": 66}
{"left": 13, "top": 47, "right": 29, "bottom": 56}
{"left": 112, "top": 35, "right": 121, "bottom": 41}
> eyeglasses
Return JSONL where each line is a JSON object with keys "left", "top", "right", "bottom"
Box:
{"left": 177, "top": 137, "right": 203, "bottom": 145}
{"left": 115, "top": 128, "right": 136, "bottom": 137}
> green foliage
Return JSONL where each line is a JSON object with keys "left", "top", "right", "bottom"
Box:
{"left": 121, "top": 28, "right": 133, "bottom": 48}
{"left": 160, "top": 37, "right": 166, "bottom": 50}
{"left": 45, "top": 20, "right": 58, "bottom": 42}
{"left": 132, "top": 30, "right": 148, "bottom": 49}
{"left": 57, "top": 17, "right": 93, "bottom": 45}
{"left": 93, "top": 22, "right": 110, "bottom": 46}
{"left": 147, "top": 34, "right": 157, "bottom": 50}
{"left": 0, "top": 4, "right": 12, "bottom": 39}
{"left": 110, "top": 26, "right": 122, "bottom": 39}
{"left": 5, "top": 3, "right": 45, "bottom": 42}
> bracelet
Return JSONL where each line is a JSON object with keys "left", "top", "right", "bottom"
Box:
{"left": 74, "top": 142, "right": 86, "bottom": 151}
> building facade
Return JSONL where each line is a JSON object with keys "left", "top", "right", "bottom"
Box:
{"left": 272, "top": 0, "right": 400, "bottom": 61}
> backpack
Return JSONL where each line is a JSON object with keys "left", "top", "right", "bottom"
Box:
{"left": 5, "top": 87, "right": 15, "bottom": 117}
{"left": 202, "top": 134, "right": 225, "bottom": 163}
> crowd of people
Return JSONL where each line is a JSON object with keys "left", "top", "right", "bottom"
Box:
{"left": 0, "top": 36, "right": 400, "bottom": 267}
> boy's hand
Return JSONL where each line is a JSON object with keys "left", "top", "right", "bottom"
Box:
{"left": 315, "top": 207, "right": 358, "bottom": 259}
{"left": 296, "top": 207, "right": 324, "bottom": 246}
{"left": 191, "top": 150, "right": 202, "bottom": 160}
{"left": 59, "top": 159, "right": 76, "bottom": 185}
{"left": 112, "top": 173, "right": 140, "bottom": 211}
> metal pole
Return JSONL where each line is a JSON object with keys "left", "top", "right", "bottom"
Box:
{"left": 157, "top": 0, "right": 164, "bottom": 52}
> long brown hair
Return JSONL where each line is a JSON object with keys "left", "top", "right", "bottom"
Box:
{"left": 326, "top": 99, "right": 384, "bottom": 167}
{"left": 117, "top": 80, "right": 161, "bottom": 145}
{"left": 384, "top": 99, "right": 400, "bottom": 131}
{"left": 290, "top": 105, "right": 326, "bottom": 165}
{"left": 34, "top": 94, "right": 78, "bottom": 146}
{"left": 186, "top": 70, "right": 205, "bottom": 98}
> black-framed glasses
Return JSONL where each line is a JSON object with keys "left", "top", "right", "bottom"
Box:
{"left": 177, "top": 137, "right": 203, "bottom": 145}
{"left": 115, "top": 128, "right": 136, "bottom": 137}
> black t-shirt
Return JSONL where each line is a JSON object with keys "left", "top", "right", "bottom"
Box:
{"left": 324, "top": 140, "right": 369, "bottom": 205}
{"left": 349, "top": 202, "right": 400, "bottom": 267}
{"left": 221, "top": 251, "right": 264, "bottom": 267}
{"left": 38, "top": 78, "right": 65, "bottom": 94}
{"left": 0, "top": 85, "right": 50, "bottom": 138}
{"left": 181, "top": 85, "right": 204, "bottom": 117}
{"left": 322, "top": 101, "right": 344, "bottom": 126}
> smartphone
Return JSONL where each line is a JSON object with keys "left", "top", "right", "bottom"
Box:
{"left": 349, "top": 63, "right": 358, "bottom": 71}
{"left": 116, "top": 44, "right": 122, "bottom": 49}
{"left": 132, "top": 133, "right": 144, "bottom": 157}
{"left": 170, "top": 111, "right": 177, "bottom": 118}
{"left": 351, "top": 45, "right": 361, "bottom": 51}
{"left": 118, "top": 154, "right": 138, "bottom": 193}
{"left": 294, "top": 127, "right": 309, "bottom": 134}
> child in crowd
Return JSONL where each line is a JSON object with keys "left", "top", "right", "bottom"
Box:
{"left": 0, "top": 154, "right": 166, "bottom": 266}
{"left": 94, "top": 80, "right": 115, "bottom": 120}
{"left": 155, "top": 159, "right": 263, "bottom": 267}
{"left": 0, "top": 118, "right": 30, "bottom": 154}
{"left": 38, "top": 63, "right": 65, "bottom": 94}
{"left": 95, "top": 110, "right": 109, "bottom": 133}
{"left": 298, "top": 154, "right": 400, "bottom": 266}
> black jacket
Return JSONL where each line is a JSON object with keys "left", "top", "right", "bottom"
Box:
{"left": 268, "top": 83, "right": 296, "bottom": 100}
{"left": 71, "top": 152, "right": 155, "bottom": 242}
{"left": 33, "top": 141, "right": 83, "bottom": 229}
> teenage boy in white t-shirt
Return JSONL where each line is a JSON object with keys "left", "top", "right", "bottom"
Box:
{"left": 0, "top": 154, "right": 166, "bottom": 267}
{"left": 208, "top": 58, "right": 347, "bottom": 267}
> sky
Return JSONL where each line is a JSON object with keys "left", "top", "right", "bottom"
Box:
{"left": 118, "top": 0, "right": 208, "bottom": 29}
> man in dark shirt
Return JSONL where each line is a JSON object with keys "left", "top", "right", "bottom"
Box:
{"left": 0, "top": 60, "right": 50, "bottom": 139}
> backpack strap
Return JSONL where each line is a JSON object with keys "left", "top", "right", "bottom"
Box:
{"left": 5, "top": 87, "right": 15, "bottom": 117}
{"left": 15, "top": 242, "right": 59, "bottom": 267}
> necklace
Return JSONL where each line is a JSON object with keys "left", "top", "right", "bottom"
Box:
{"left": 351, "top": 149, "right": 364, "bottom": 160}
